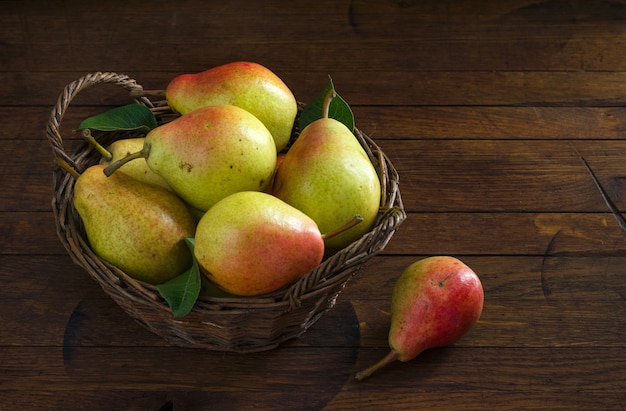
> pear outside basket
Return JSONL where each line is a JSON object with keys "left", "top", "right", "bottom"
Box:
{"left": 46, "top": 72, "right": 406, "bottom": 353}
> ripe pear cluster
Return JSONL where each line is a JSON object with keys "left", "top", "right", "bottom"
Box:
{"left": 71, "top": 61, "right": 382, "bottom": 298}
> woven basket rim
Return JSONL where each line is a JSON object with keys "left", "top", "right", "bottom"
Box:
{"left": 46, "top": 71, "right": 406, "bottom": 351}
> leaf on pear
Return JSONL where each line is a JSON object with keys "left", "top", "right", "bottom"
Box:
{"left": 78, "top": 104, "right": 158, "bottom": 133}
{"left": 299, "top": 76, "right": 355, "bottom": 132}
{"left": 156, "top": 237, "right": 201, "bottom": 317}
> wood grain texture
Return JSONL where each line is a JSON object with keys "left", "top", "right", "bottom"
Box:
{"left": 2, "top": 0, "right": 626, "bottom": 409}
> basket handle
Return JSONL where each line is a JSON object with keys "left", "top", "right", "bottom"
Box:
{"left": 45, "top": 72, "right": 152, "bottom": 170}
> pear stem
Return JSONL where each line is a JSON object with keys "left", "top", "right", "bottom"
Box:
{"left": 321, "top": 85, "right": 337, "bottom": 120}
{"left": 354, "top": 350, "right": 399, "bottom": 382}
{"left": 103, "top": 145, "right": 151, "bottom": 177}
{"left": 320, "top": 214, "right": 363, "bottom": 241}
{"left": 82, "top": 129, "right": 112, "bottom": 161}
{"left": 54, "top": 157, "right": 81, "bottom": 180}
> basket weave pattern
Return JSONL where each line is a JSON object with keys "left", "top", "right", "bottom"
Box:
{"left": 46, "top": 72, "right": 406, "bottom": 353}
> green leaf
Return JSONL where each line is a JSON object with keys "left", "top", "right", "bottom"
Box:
{"left": 156, "top": 237, "right": 201, "bottom": 317}
{"left": 78, "top": 104, "right": 158, "bottom": 133}
{"left": 299, "top": 76, "right": 354, "bottom": 132}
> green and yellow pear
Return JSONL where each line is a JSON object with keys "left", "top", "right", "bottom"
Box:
{"left": 165, "top": 61, "right": 297, "bottom": 151}
{"left": 272, "top": 90, "right": 381, "bottom": 251}
{"left": 98, "top": 137, "right": 172, "bottom": 191}
{"left": 73, "top": 164, "right": 197, "bottom": 285}
{"left": 104, "top": 104, "right": 277, "bottom": 212}
{"left": 194, "top": 191, "right": 326, "bottom": 297}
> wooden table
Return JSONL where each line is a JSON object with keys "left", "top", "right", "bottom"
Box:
{"left": 2, "top": 1, "right": 626, "bottom": 409}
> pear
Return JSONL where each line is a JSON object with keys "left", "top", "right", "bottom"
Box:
{"left": 272, "top": 89, "right": 381, "bottom": 251}
{"left": 355, "top": 256, "right": 484, "bottom": 382}
{"left": 97, "top": 137, "right": 172, "bottom": 191}
{"left": 193, "top": 191, "right": 324, "bottom": 297}
{"left": 193, "top": 191, "right": 361, "bottom": 297}
{"left": 165, "top": 61, "right": 298, "bottom": 151}
{"left": 72, "top": 164, "right": 197, "bottom": 285}
{"left": 104, "top": 104, "right": 277, "bottom": 212}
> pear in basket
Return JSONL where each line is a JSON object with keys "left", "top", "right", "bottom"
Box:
{"left": 193, "top": 191, "right": 362, "bottom": 297}
{"left": 97, "top": 137, "right": 172, "bottom": 191}
{"left": 103, "top": 104, "right": 277, "bottom": 212}
{"left": 165, "top": 61, "right": 297, "bottom": 151}
{"left": 272, "top": 88, "right": 381, "bottom": 251}
{"left": 73, "top": 164, "right": 197, "bottom": 284}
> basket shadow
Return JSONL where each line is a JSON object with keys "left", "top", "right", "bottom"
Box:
{"left": 62, "top": 291, "right": 361, "bottom": 410}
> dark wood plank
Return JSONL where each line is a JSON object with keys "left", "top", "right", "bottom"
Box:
{"left": 354, "top": 106, "right": 626, "bottom": 140}
{"left": 0, "top": 212, "right": 66, "bottom": 253}
{"left": 8, "top": 31, "right": 626, "bottom": 74}
{"left": 0, "top": 390, "right": 350, "bottom": 411}
{"left": 331, "top": 362, "right": 626, "bottom": 410}
{"left": 8, "top": 106, "right": 626, "bottom": 142}
{"left": 4, "top": 0, "right": 626, "bottom": 74}
{"left": 6, "top": 70, "right": 626, "bottom": 107}
{"left": 386, "top": 212, "right": 626, "bottom": 255}
{"left": 1, "top": 345, "right": 623, "bottom": 392}
{"left": 0, "top": 346, "right": 623, "bottom": 410}
{"left": 0, "top": 387, "right": 623, "bottom": 411}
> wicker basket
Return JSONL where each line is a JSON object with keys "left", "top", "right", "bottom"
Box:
{"left": 46, "top": 72, "right": 406, "bottom": 353}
